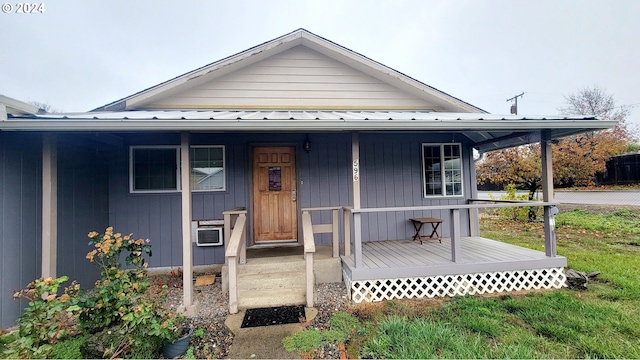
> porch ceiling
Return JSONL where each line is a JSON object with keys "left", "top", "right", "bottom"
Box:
{"left": 3, "top": 110, "right": 614, "bottom": 151}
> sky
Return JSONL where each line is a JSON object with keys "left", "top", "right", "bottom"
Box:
{"left": 1, "top": 0, "right": 639, "bottom": 132}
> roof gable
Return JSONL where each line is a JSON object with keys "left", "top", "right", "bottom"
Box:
{"left": 144, "top": 45, "right": 441, "bottom": 110}
{"left": 96, "top": 29, "right": 484, "bottom": 113}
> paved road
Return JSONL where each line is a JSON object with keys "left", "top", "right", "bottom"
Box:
{"left": 477, "top": 190, "right": 640, "bottom": 206}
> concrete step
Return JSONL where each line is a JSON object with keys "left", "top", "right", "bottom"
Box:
{"left": 236, "top": 267, "right": 309, "bottom": 309}
{"left": 237, "top": 270, "right": 305, "bottom": 291}
{"left": 237, "top": 288, "right": 307, "bottom": 309}
{"left": 237, "top": 256, "right": 305, "bottom": 275}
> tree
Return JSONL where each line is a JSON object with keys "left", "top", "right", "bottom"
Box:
{"left": 29, "top": 101, "right": 62, "bottom": 113}
{"left": 554, "top": 86, "right": 632, "bottom": 186}
{"left": 477, "top": 86, "right": 634, "bottom": 218}
{"left": 476, "top": 145, "right": 541, "bottom": 220}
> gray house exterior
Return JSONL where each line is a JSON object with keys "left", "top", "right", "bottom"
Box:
{"left": 0, "top": 29, "right": 615, "bottom": 326}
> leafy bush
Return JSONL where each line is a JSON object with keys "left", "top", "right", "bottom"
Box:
{"left": 4, "top": 276, "right": 81, "bottom": 358}
{"left": 77, "top": 227, "right": 183, "bottom": 358}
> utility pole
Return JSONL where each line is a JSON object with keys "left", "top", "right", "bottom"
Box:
{"left": 506, "top": 92, "right": 525, "bottom": 114}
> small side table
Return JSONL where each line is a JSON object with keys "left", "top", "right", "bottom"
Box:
{"left": 409, "top": 218, "right": 443, "bottom": 244}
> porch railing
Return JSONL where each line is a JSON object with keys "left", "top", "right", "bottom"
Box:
{"left": 348, "top": 201, "right": 558, "bottom": 268}
{"left": 301, "top": 206, "right": 344, "bottom": 257}
{"left": 223, "top": 209, "right": 247, "bottom": 314}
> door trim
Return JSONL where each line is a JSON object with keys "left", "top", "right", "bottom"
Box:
{"left": 249, "top": 144, "right": 300, "bottom": 246}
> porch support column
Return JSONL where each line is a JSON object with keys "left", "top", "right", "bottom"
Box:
{"left": 351, "top": 132, "right": 361, "bottom": 267}
{"left": 469, "top": 153, "right": 480, "bottom": 237}
{"left": 449, "top": 209, "right": 461, "bottom": 263}
{"left": 42, "top": 134, "right": 57, "bottom": 278}
{"left": 541, "top": 131, "right": 557, "bottom": 257}
{"left": 353, "top": 212, "right": 362, "bottom": 268}
{"left": 351, "top": 132, "right": 361, "bottom": 209}
{"left": 180, "top": 132, "right": 197, "bottom": 315}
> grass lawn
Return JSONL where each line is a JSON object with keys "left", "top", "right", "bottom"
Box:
{"left": 317, "top": 205, "right": 640, "bottom": 359}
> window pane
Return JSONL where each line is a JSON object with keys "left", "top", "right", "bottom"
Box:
{"left": 423, "top": 145, "right": 442, "bottom": 196}
{"left": 423, "top": 144, "right": 463, "bottom": 197}
{"left": 190, "top": 146, "right": 225, "bottom": 191}
{"left": 133, "top": 148, "right": 177, "bottom": 191}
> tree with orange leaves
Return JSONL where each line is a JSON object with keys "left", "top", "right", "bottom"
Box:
{"left": 477, "top": 86, "right": 634, "bottom": 205}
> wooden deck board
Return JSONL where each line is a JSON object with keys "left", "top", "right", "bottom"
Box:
{"left": 341, "top": 236, "right": 567, "bottom": 281}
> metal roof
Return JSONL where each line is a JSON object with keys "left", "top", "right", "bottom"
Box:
{"left": 7, "top": 109, "right": 599, "bottom": 121}
{"left": 2, "top": 110, "right": 615, "bottom": 152}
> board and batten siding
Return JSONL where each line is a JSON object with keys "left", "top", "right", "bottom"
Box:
{"left": 0, "top": 132, "right": 42, "bottom": 328}
{"left": 105, "top": 132, "right": 474, "bottom": 269}
{"left": 56, "top": 136, "right": 108, "bottom": 290}
{"left": 145, "top": 46, "right": 438, "bottom": 110}
{"left": 358, "top": 133, "right": 472, "bottom": 241}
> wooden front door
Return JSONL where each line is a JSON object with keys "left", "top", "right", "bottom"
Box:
{"left": 253, "top": 146, "right": 298, "bottom": 242}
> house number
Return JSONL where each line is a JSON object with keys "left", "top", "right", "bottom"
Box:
{"left": 353, "top": 159, "right": 359, "bottom": 181}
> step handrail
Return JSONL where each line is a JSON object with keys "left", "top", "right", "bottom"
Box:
{"left": 225, "top": 213, "right": 247, "bottom": 314}
{"left": 302, "top": 211, "right": 315, "bottom": 308}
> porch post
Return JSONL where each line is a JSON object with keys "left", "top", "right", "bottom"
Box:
{"left": 449, "top": 209, "right": 461, "bottom": 263}
{"left": 42, "top": 134, "right": 57, "bottom": 278}
{"left": 541, "top": 131, "right": 557, "bottom": 257}
{"left": 353, "top": 212, "right": 362, "bottom": 268}
{"left": 180, "top": 132, "right": 196, "bottom": 314}
{"left": 469, "top": 153, "right": 480, "bottom": 237}
{"left": 352, "top": 132, "right": 361, "bottom": 209}
{"left": 351, "top": 132, "right": 362, "bottom": 267}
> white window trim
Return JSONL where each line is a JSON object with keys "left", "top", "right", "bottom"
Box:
{"left": 190, "top": 145, "right": 226, "bottom": 192}
{"left": 129, "top": 145, "right": 227, "bottom": 194}
{"left": 421, "top": 143, "right": 464, "bottom": 198}
{"left": 130, "top": 145, "right": 181, "bottom": 193}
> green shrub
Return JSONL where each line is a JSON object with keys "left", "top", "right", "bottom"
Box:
{"left": 50, "top": 334, "right": 87, "bottom": 359}
{"left": 4, "top": 276, "right": 81, "bottom": 358}
{"left": 330, "top": 312, "right": 360, "bottom": 336}
{"left": 282, "top": 328, "right": 323, "bottom": 353}
{"left": 77, "top": 227, "right": 182, "bottom": 358}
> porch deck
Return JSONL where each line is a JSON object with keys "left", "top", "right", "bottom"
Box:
{"left": 342, "top": 237, "right": 566, "bottom": 281}
{"left": 341, "top": 237, "right": 567, "bottom": 302}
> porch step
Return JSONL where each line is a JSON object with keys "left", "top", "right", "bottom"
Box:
{"left": 237, "top": 269, "right": 309, "bottom": 309}
{"left": 237, "top": 256, "right": 305, "bottom": 275}
{"left": 221, "top": 246, "right": 341, "bottom": 310}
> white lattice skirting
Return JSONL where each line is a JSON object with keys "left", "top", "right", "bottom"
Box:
{"left": 345, "top": 268, "right": 567, "bottom": 303}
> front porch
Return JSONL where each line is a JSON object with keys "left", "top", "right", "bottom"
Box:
{"left": 341, "top": 237, "right": 566, "bottom": 303}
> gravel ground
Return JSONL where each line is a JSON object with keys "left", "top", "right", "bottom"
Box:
{"left": 152, "top": 274, "right": 351, "bottom": 359}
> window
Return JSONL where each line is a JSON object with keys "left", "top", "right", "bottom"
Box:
{"left": 130, "top": 146, "right": 179, "bottom": 192}
{"left": 190, "top": 146, "right": 225, "bottom": 191}
{"left": 130, "top": 145, "right": 226, "bottom": 193}
{"left": 422, "top": 144, "right": 463, "bottom": 197}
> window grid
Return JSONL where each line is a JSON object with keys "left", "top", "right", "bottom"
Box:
{"left": 422, "top": 143, "right": 463, "bottom": 197}
{"left": 190, "top": 146, "right": 226, "bottom": 192}
{"left": 129, "top": 145, "right": 226, "bottom": 193}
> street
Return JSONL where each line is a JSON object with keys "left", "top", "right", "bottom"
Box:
{"left": 477, "top": 191, "right": 640, "bottom": 206}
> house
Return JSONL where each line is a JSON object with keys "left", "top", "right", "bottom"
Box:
{"left": 0, "top": 29, "right": 615, "bottom": 326}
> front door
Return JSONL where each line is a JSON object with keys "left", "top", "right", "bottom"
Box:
{"left": 253, "top": 146, "right": 298, "bottom": 243}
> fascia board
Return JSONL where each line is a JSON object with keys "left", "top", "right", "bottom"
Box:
{"left": 0, "top": 95, "right": 40, "bottom": 115}
{"left": 0, "top": 119, "right": 617, "bottom": 132}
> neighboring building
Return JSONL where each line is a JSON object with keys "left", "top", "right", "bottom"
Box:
{"left": 0, "top": 29, "right": 615, "bottom": 326}
{"left": 597, "top": 152, "right": 640, "bottom": 185}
